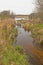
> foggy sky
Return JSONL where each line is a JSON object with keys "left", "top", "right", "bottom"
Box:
{"left": 0, "top": 0, "right": 35, "bottom": 14}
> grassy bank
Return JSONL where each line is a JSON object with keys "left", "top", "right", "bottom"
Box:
{"left": 23, "top": 22, "right": 43, "bottom": 46}
{"left": 0, "top": 18, "right": 30, "bottom": 65}
{"left": 31, "top": 24, "right": 43, "bottom": 46}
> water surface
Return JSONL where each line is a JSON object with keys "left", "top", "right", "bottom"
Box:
{"left": 16, "top": 26, "right": 43, "bottom": 65}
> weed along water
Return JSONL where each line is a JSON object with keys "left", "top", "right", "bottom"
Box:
{"left": 16, "top": 26, "right": 43, "bottom": 65}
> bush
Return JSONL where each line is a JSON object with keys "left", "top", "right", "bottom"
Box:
{"left": 23, "top": 23, "right": 33, "bottom": 31}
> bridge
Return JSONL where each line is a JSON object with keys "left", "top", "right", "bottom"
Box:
{"left": 15, "top": 15, "right": 29, "bottom": 20}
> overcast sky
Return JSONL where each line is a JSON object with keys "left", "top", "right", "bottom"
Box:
{"left": 0, "top": 0, "right": 35, "bottom": 14}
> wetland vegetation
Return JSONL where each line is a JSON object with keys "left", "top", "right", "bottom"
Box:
{"left": 0, "top": 0, "right": 43, "bottom": 65}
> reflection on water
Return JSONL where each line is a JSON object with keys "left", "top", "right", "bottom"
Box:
{"left": 16, "top": 27, "right": 33, "bottom": 47}
{"left": 16, "top": 26, "right": 43, "bottom": 65}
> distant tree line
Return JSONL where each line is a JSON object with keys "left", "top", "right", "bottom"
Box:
{"left": 0, "top": 10, "right": 15, "bottom": 19}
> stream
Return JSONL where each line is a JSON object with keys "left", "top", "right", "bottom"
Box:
{"left": 16, "top": 26, "right": 43, "bottom": 65}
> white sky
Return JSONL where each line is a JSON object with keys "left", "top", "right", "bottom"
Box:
{"left": 0, "top": 0, "right": 35, "bottom": 14}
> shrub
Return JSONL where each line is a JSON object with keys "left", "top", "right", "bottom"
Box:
{"left": 23, "top": 23, "right": 33, "bottom": 31}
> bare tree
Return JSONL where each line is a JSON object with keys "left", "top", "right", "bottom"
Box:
{"left": 35, "top": 0, "right": 43, "bottom": 21}
{"left": 35, "top": 0, "right": 43, "bottom": 13}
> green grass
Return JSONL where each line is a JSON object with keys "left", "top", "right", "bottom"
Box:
{"left": 31, "top": 24, "right": 43, "bottom": 45}
{"left": 2, "top": 46, "right": 29, "bottom": 65}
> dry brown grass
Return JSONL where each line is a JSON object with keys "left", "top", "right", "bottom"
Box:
{"left": 0, "top": 18, "right": 16, "bottom": 46}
